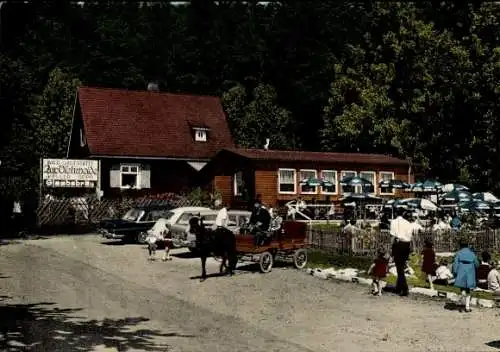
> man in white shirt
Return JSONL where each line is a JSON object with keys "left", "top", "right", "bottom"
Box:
{"left": 213, "top": 204, "right": 229, "bottom": 229}
{"left": 390, "top": 206, "right": 414, "bottom": 296}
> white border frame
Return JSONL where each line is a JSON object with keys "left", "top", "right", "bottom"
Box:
{"left": 340, "top": 170, "right": 357, "bottom": 194}
{"left": 233, "top": 171, "right": 243, "bottom": 196}
{"left": 278, "top": 168, "right": 297, "bottom": 194}
{"left": 320, "top": 170, "right": 338, "bottom": 195}
{"left": 359, "top": 171, "right": 376, "bottom": 194}
{"left": 120, "top": 163, "right": 141, "bottom": 189}
{"left": 379, "top": 171, "right": 395, "bottom": 195}
{"left": 299, "top": 169, "right": 319, "bottom": 195}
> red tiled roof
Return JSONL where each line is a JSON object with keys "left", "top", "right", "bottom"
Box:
{"left": 77, "top": 87, "right": 235, "bottom": 159}
{"left": 223, "top": 148, "right": 409, "bottom": 166}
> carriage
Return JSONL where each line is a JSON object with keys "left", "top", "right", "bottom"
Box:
{"left": 235, "top": 221, "right": 309, "bottom": 273}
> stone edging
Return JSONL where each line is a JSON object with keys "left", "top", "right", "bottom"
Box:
{"left": 306, "top": 267, "right": 497, "bottom": 309}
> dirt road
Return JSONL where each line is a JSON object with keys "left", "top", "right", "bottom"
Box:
{"left": 1, "top": 235, "right": 500, "bottom": 352}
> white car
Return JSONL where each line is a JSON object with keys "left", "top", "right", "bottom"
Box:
{"left": 169, "top": 209, "right": 251, "bottom": 249}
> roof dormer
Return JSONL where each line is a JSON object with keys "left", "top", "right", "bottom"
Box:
{"left": 194, "top": 128, "right": 207, "bottom": 142}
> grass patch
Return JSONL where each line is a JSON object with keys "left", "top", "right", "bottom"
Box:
{"left": 307, "top": 249, "right": 497, "bottom": 300}
{"left": 308, "top": 249, "right": 372, "bottom": 270}
{"left": 309, "top": 223, "right": 342, "bottom": 231}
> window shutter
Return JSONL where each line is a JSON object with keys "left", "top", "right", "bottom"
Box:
{"left": 140, "top": 164, "right": 151, "bottom": 189}
{"left": 109, "top": 164, "right": 121, "bottom": 188}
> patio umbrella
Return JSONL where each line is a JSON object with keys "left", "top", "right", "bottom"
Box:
{"left": 440, "top": 183, "right": 469, "bottom": 193}
{"left": 340, "top": 176, "right": 373, "bottom": 188}
{"left": 400, "top": 198, "right": 439, "bottom": 211}
{"left": 379, "top": 179, "right": 410, "bottom": 189}
{"left": 472, "top": 192, "right": 500, "bottom": 203}
{"left": 410, "top": 180, "right": 442, "bottom": 192}
{"left": 340, "top": 193, "right": 382, "bottom": 202}
{"left": 458, "top": 200, "right": 491, "bottom": 212}
{"left": 441, "top": 190, "right": 473, "bottom": 202}
{"left": 299, "top": 177, "right": 334, "bottom": 187}
{"left": 383, "top": 199, "right": 408, "bottom": 208}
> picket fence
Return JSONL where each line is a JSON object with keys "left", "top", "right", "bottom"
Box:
{"left": 309, "top": 227, "right": 500, "bottom": 256}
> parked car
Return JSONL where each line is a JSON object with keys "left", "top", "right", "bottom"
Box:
{"left": 169, "top": 209, "right": 251, "bottom": 250}
{"left": 98, "top": 205, "right": 210, "bottom": 243}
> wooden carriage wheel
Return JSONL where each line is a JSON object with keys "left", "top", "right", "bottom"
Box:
{"left": 293, "top": 249, "right": 308, "bottom": 269}
{"left": 259, "top": 251, "right": 274, "bottom": 273}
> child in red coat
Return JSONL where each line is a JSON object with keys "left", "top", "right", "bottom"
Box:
{"left": 421, "top": 239, "right": 437, "bottom": 290}
{"left": 368, "top": 249, "right": 389, "bottom": 296}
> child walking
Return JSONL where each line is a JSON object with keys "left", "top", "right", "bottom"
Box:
{"left": 421, "top": 239, "right": 437, "bottom": 290}
{"left": 452, "top": 239, "right": 479, "bottom": 312}
{"left": 368, "top": 249, "right": 389, "bottom": 296}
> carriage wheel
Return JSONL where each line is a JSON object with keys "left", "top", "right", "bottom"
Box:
{"left": 293, "top": 249, "right": 308, "bottom": 269}
{"left": 259, "top": 251, "right": 274, "bottom": 273}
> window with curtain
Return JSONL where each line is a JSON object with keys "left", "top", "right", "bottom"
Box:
{"left": 360, "top": 171, "right": 376, "bottom": 193}
{"left": 340, "top": 170, "right": 357, "bottom": 194}
{"left": 299, "top": 169, "right": 317, "bottom": 194}
{"left": 320, "top": 170, "right": 337, "bottom": 194}
{"left": 379, "top": 171, "right": 395, "bottom": 195}
{"left": 278, "top": 169, "right": 296, "bottom": 193}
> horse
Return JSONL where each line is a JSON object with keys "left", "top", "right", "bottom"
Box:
{"left": 188, "top": 216, "right": 238, "bottom": 281}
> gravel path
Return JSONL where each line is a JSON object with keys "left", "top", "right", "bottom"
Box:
{"left": 1, "top": 234, "right": 500, "bottom": 351}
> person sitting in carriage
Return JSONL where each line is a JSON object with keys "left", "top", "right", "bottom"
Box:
{"left": 249, "top": 199, "right": 271, "bottom": 247}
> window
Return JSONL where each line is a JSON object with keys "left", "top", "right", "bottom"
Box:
{"left": 278, "top": 168, "right": 296, "bottom": 194}
{"left": 234, "top": 171, "right": 243, "bottom": 196}
{"left": 193, "top": 128, "right": 208, "bottom": 142}
{"left": 299, "top": 169, "right": 318, "bottom": 194}
{"left": 360, "top": 171, "right": 376, "bottom": 194}
{"left": 379, "top": 171, "right": 395, "bottom": 195}
{"left": 120, "top": 164, "right": 141, "bottom": 189}
{"left": 320, "top": 170, "right": 337, "bottom": 194}
{"left": 340, "top": 170, "right": 357, "bottom": 194}
{"left": 122, "top": 208, "right": 145, "bottom": 222}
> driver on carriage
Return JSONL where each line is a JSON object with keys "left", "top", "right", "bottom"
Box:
{"left": 249, "top": 199, "right": 271, "bottom": 247}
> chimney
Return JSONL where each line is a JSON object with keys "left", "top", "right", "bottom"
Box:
{"left": 147, "top": 81, "right": 159, "bottom": 92}
{"left": 263, "top": 138, "right": 270, "bottom": 150}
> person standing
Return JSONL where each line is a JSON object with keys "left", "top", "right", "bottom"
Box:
{"left": 421, "top": 240, "right": 437, "bottom": 290}
{"left": 452, "top": 239, "right": 479, "bottom": 312}
{"left": 390, "top": 206, "right": 413, "bottom": 296}
{"left": 12, "top": 198, "right": 23, "bottom": 236}
{"left": 213, "top": 202, "right": 229, "bottom": 230}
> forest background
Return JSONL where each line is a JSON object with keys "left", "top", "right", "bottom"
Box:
{"left": 1, "top": 1, "right": 500, "bottom": 198}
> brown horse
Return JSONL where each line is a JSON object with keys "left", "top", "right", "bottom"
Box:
{"left": 188, "top": 217, "right": 238, "bottom": 281}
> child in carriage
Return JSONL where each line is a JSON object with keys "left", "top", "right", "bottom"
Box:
{"left": 368, "top": 248, "right": 389, "bottom": 296}
{"left": 146, "top": 217, "right": 173, "bottom": 261}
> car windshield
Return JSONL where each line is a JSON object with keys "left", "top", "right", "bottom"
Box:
{"left": 150, "top": 210, "right": 175, "bottom": 221}
{"left": 122, "top": 208, "right": 145, "bottom": 222}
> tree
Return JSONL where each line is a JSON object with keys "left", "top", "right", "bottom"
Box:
{"left": 30, "top": 67, "right": 81, "bottom": 159}
{"left": 222, "top": 83, "right": 300, "bottom": 150}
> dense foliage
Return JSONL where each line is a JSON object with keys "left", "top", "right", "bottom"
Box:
{"left": 2, "top": 1, "right": 500, "bottom": 196}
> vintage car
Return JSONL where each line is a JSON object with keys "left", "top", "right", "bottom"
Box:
{"left": 98, "top": 205, "right": 211, "bottom": 243}
{"left": 169, "top": 209, "right": 251, "bottom": 250}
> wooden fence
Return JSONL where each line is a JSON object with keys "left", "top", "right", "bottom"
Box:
{"left": 36, "top": 195, "right": 202, "bottom": 227}
{"left": 309, "top": 227, "right": 500, "bottom": 256}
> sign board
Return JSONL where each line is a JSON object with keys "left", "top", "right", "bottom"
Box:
{"left": 42, "top": 158, "right": 99, "bottom": 188}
